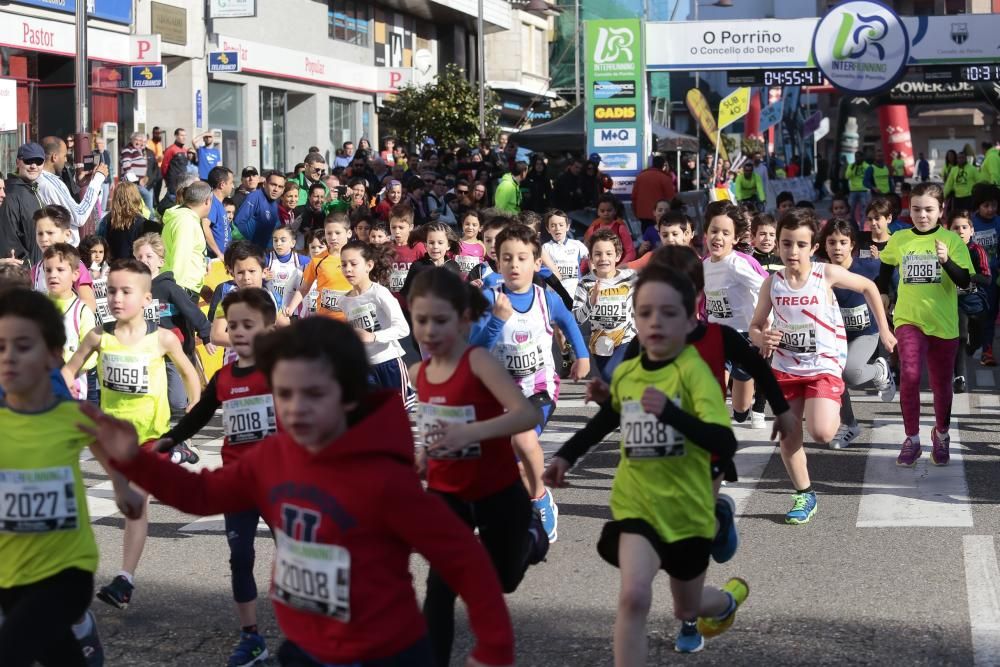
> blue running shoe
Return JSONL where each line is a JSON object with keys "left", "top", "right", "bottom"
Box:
{"left": 78, "top": 610, "right": 104, "bottom": 667}
{"left": 532, "top": 489, "right": 559, "bottom": 543}
{"left": 227, "top": 632, "right": 268, "bottom": 667}
{"left": 711, "top": 494, "right": 738, "bottom": 563}
{"left": 674, "top": 621, "right": 704, "bottom": 653}
{"left": 785, "top": 491, "right": 817, "bottom": 525}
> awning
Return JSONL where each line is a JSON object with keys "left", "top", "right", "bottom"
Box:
{"left": 509, "top": 104, "right": 585, "bottom": 154}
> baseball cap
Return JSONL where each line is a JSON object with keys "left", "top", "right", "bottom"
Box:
{"left": 588, "top": 152, "right": 601, "bottom": 164}
{"left": 241, "top": 166, "right": 259, "bottom": 178}
{"left": 17, "top": 142, "right": 45, "bottom": 161}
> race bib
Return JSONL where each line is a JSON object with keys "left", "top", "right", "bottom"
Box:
{"left": 840, "top": 304, "right": 871, "bottom": 332}
{"left": 974, "top": 229, "right": 997, "bottom": 253}
{"left": 320, "top": 289, "right": 347, "bottom": 313}
{"left": 347, "top": 302, "right": 380, "bottom": 334}
{"left": 557, "top": 262, "right": 579, "bottom": 280}
{"left": 142, "top": 299, "right": 159, "bottom": 323}
{"left": 620, "top": 401, "right": 683, "bottom": 459}
{"left": 705, "top": 289, "right": 734, "bottom": 320}
{"left": 455, "top": 255, "right": 480, "bottom": 276}
{"left": 223, "top": 395, "right": 277, "bottom": 444}
{"left": 0, "top": 467, "right": 78, "bottom": 533}
{"left": 778, "top": 322, "right": 817, "bottom": 354}
{"left": 389, "top": 267, "right": 408, "bottom": 293}
{"left": 418, "top": 403, "right": 481, "bottom": 459}
{"left": 902, "top": 254, "right": 941, "bottom": 285}
{"left": 495, "top": 341, "right": 542, "bottom": 378}
{"left": 93, "top": 278, "right": 114, "bottom": 325}
{"left": 592, "top": 294, "right": 627, "bottom": 330}
{"left": 307, "top": 288, "right": 318, "bottom": 314}
{"left": 273, "top": 530, "right": 350, "bottom": 621}
{"left": 102, "top": 352, "right": 149, "bottom": 394}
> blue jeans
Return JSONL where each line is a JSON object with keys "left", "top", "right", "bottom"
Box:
{"left": 138, "top": 185, "right": 155, "bottom": 217}
{"left": 848, "top": 190, "right": 870, "bottom": 228}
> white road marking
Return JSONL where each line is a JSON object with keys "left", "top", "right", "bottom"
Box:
{"left": 85, "top": 481, "right": 122, "bottom": 521}
{"left": 178, "top": 515, "right": 270, "bottom": 533}
{"left": 726, "top": 442, "right": 776, "bottom": 522}
{"left": 857, "top": 395, "right": 972, "bottom": 528}
{"left": 963, "top": 535, "right": 1000, "bottom": 666}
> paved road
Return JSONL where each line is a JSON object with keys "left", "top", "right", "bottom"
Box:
{"left": 83, "top": 361, "right": 1000, "bottom": 666}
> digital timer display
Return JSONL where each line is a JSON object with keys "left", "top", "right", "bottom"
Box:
{"left": 960, "top": 65, "right": 1000, "bottom": 82}
{"left": 727, "top": 69, "right": 825, "bottom": 87}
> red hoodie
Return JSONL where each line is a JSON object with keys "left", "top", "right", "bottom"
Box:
{"left": 114, "top": 391, "right": 514, "bottom": 665}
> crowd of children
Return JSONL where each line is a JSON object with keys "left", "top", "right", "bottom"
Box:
{"left": 1, "top": 170, "right": 990, "bottom": 667}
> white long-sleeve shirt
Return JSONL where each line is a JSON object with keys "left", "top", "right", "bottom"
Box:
{"left": 36, "top": 170, "right": 106, "bottom": 246}
{"left": 341, "top": 282, "right": 410, "bottom": 365}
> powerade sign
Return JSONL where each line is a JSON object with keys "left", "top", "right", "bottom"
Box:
{"left": 593, "top": 80, "right": 636, "bottom": 99}
{"left": 12, "top": 0, "right": 132, "bottom": 24}
{"left": 594, "top": 127, "right": 636, "bottom": 148}
{"left": 812, "top": 0, "right": 909, "bottom": 94}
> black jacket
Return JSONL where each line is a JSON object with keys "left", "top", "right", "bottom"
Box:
{"left": 0, "top": 176, "right": 45, "bottom": 264}
{"left": 293, "top": 204, "right": 326, "bottom": 239}
{"left": 151, "top": 271, "right": 211, "bottom": 342}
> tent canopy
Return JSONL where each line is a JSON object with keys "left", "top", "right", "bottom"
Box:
{"left": 509, "top": 105, "right": 585, "bottom": 154}
{"left": 652, "top": 123, "right": 699, "bottom": 153}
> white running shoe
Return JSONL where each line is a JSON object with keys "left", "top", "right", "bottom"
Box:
{"left": 829, "top": 423, "right": 861, "bottom": 450}
{"left": 873, "top": 357, "right": 896, "bottom": 402}
{"left": 750, "top": 411, "right": 766, "bottom": 429}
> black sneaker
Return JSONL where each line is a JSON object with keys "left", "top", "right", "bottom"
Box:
{"left": 78, "top": 610, "right": 104, "bottom": 666}
{"left": 954, "top": 376, "right": 967, "bottom": 394}
{"left": 527, "top": 508, "right": 549, "bottom": 565}
{"left": 96, "top": 575, "right": 134, "bottom": 609}
{"left": 169, "top": 442, "right": 200, "bottom": 465}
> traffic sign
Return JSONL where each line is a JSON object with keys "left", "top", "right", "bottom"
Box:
{"left": 130, "top": 65, "right": 166, "bottom": 89}
{"left": 208, "top": 51, "right": 240, "bottom": 73}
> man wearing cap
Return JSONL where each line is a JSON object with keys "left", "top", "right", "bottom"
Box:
{"left": 38, "top": 136, "right": 108, "bottom": 246}
{"left": 0, "top": 143, "right": 48, "bottom": 263}
{"left": 196, "top": 131, "right": 222, "bottom": 180}
{"left": 232, "top": 166, "right": 259, "bottom": 211}
{"left": 290, "top": 152, "right": 327, "bottom": 206}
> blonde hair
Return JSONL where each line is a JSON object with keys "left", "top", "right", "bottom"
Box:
{"left": 110, "top": 181, "right": 145, "bottom": 231}
{"left": 133, "top": 232, "right": 165, "bottom": 259}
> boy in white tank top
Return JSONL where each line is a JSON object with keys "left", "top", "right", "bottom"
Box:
{"left": 750, "top": 209, "right": 896, "bottom": 525}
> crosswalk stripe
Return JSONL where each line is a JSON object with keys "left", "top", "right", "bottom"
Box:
{"left": 856, "top": 394, "right": 972, "bottom": 528}
{"left": 975, "top": 369, "right": 995, "bottom": 388}
{"left": 178, "top": 515, "right": 270, "bottom": 533}
{"left": 86, "top": 481, "right": 122, "bottom": 521}
{"left": 963, "top": 535, "right": 1000, "bottom": 666}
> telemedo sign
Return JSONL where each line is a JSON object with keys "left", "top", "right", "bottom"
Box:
{"left": 812, "top": 1, "right": 910, "bottom": 95}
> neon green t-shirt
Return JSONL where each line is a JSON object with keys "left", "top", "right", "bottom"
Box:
{"left": 0, "top": 400, "right": 98, "bottom": 587}
{"left": 609, "top": 346, "right": 728, "bottom": 544}
{"left": 880, "top": 226, "right": 973, "bottom": 339}
{"left": 98, "top": 322, "right": 170, "bottom": 442}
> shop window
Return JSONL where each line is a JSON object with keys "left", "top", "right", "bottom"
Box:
{"left": 260, "top": 88, "right": 286, "bottom": 172}
{"left": 330, "top": 97, "right": 356, "bottom": 149}
{"left": 329, "top": 0, "right": 370, "bottom": 47}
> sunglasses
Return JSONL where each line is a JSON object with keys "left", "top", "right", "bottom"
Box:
{"left": 22, "top": 158, "right": 44, "bottom": 166}
{"left": 457, "top": 188, "right": 469, "bottom": 194}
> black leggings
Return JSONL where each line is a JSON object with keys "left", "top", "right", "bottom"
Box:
{"left": 0, "top": 567, "right": 93, "bottom": 667}
{"left": 423, "top": 482, "right": 533, "bottom": 667}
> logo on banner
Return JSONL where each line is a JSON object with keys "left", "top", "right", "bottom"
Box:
{"left": 598, "top": 153, "right": 639, "bottom": 170}
{"left": 594, "top": 105, "right": 636, "bottom": 122}
{"left": 813, "top": 1, "right": 909, "bottom": 94}
{"left": 593, "top": 80, "right": 636, "bottom": 99}
{"left": 594, "top": 128, "right": 636, "bottom": 147}
{"left": 593, "top": 27, "right": 634, "bottom": 65}
{"left": 951, "top": 23, "right": 968, "bottom": 45}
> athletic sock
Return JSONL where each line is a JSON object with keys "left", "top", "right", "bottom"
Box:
{"left": 795, "top": 486, "right": 814, "bottom": 495}
{"left": 242, "top": 625, "right": 258, "bottom": 635}
{"left": 72, "top": 612, "right": 94, "bottom": 640}
{"left": 907, "top": 435, "right": 920, "bottom": 445}
{"left": 732, "top": 409, "right": 749, "bottom": 423}
{"left": 715, "top": 592, "right": 736, "bottom": 620}
{"left": 117, "top": 570, "right": 134, "bottom": 585}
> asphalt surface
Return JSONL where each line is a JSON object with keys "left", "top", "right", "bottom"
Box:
{"left": 82, "top": 356, "right": 1000, "bottom": 666}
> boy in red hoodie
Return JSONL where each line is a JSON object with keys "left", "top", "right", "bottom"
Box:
{"left": 80, "top": 317, "right": 514, "bottom": 667}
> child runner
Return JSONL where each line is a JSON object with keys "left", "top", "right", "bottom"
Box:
{"left": 149, "top": 288, "right": 277, "bottom": 667}
{"left": 589, "top": 264, "right": 747, "bottom": 657}
{"left": 750, "top": 213, "right": 783, "bottom": 274}
{"left": 284, "top": 213, "right": 352, "bottom": 321}
{"left": 702, "top": 201, "right": 768, "bottom": 428}
{"left": 408, "top": 267, "right": 548, "bottom": 667}
{"left": 942, "top": 210, "right": 990, "bottom": 394}
{"left": 829, "top": 195, "right": 851, "bottom": 227}
{"left": 368, "top": 223, "right": 391, "bottom": 246}
{"left": 61, "top": 259, "right": 202, "bottom": 608}
{"left": 81, "top": 317, "right": 516, "bottom": 667}
{"left": 574, "top": 229, "right": 637, "bottom": 382}
{"left": 585, "top": 194, "right": 636, "bottom": 265}
{"left": 0, "top": 289, "right": 141, "bottom": 667}
{"left": 775, "top": 191, "right": 794, "bottom": 219}
{"left": 543, "top": 209, "right": 589, "bottom": 298}
{"left": 340, "top": 240, "right": 412, "bottom": 398}
{"left": 877, "top": 182, "right": 974, "bottom": 467}
{"left": 455, "top": 210, "right": 486, "bottom": 278}
{"left": 387, "top": 204, "right": 427, "bottom": 306}
{"left": 211, "top": 241, "right": 285, "bottom": 350}
{"left": 401, "top": 222, "right": 463, "bottom": 299}
{"left": 265, "top": 226, "right": 309, "bottom": 315}
{"left": 817, "top": 219, "right": 896, "bottom": 450}
{"left": 469, "top": 223, "right": 590, "bottom": 543}
{"left": 293, "top": 229, "right": 328, "bottom": 317}
{"left": 352, "top": 216, "right": 372, "bottom": 244}
{"left": 750, "top": 209, "right": 895, "bottom": 523}
{"left": 79, "top": 235, "right": 110, "bottom": 279}
{"left": 467, "top": 217, "right": 509, "bottom": 289}
{"left": 42, "top": 244, "right": 97, "bottom": 403}
{"left": 31, "top": 205, "right": 97, "bottom": 314}
{"left": 636, "top": 199, "right": 672, "bottom": 258}
{"left": 866, "top": 198, "right": 894, "bottom": 259}
{"left": 970, "top": 183, "right": 1000, "bottom": 365}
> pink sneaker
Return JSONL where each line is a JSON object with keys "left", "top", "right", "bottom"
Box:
{"left": 896, "top": 437, "right": 922, "bottom": 467}
{"left": 931, "top": 429, "right": 950, "bottom": 466}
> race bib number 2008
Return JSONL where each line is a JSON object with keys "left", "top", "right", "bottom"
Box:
{"left": 273, "top": 531, "right": 350, "bottom": 621}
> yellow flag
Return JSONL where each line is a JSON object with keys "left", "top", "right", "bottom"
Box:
{"left": 685, "top": 89, "right": 727, "bottom": 161}
{"left": 718, "top": 87, "right": 751, "bottom": 130}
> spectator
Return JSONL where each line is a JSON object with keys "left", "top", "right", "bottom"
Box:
{"left": 553, "top": 159, "right": 586, "bottom": 211}
{"left": 196, "top": 131, "right": 222, "bottom": 180}
{"left": 494, "top": 161, "right": 528, "bottom": 214}
{"left": 148, "top": 126, "right": 165, "bottom": 170}
{"left": 631, "top": 155, "right": 676, "bottom": 233}
{"left": 374, "top": 179, "right": 403, "bottom": 222}
{"left": 232, "top": 166, "right": 259, "bottom": 211}
{"left": 161, "top": 128, "right": 187, "bottom": 180}
{"left": 121, "top": 132, "right": 155, "bottom": 213}
{"left": 0, "top": 143, "right": 48, "bottom": 263}
{"left": 205, "top": 165, "right": 235, "bottom": 259}
{"left": 293, "top": 182, "right": 327, "bottom": 242}
{"left": 233, "top": 169, "right": 285, "bottom": 249}
{"left": 917, "top": 152, "right": 930, "bottom": 182}
{"left": 97, "top": 182, "right": 153, "bottom": 261}
{"left": 39, "top": 135, "right": 108, "bottom": 245}
{"left": 185, "top": 148, "right": 200, "bottom": 178}
{"left": 163, "top": 179, "right": 212, "bottom": 297}
{"left": 581, "top": 157, "right": 603, "bottom": 208}
{"left": 333, "top": 141, "right": 355, "bottom": 169}
{"left": 291, "top": 152, "right": 328, "bottom": 205}
{"left": 93, "top": 135, "right": 112, "bottom": 211}
{"left": 522, "top": 155, "right": 553, "bottom": 214}
{"left": 61, "top": 133, "right": 80, "bottom": 199}
{"left": 680, "top": 154, "right": 697, "bottom": 191}
{"left": 380, "top": 136, "right": 396, "bottom": 165}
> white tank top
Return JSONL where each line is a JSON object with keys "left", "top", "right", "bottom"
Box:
{"left": 769, "top": 263, "right": 847, "bottom": 377}
{"left": 490, "top": 284, "right": 558, "bottom": 399}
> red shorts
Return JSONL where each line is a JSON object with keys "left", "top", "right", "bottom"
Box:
{"left": 773, "top": 370, "right": 844, "bottom": 403}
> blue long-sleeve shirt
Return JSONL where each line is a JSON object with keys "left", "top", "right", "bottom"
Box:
{"left": 233, "top": 189, "right": 279, "bottom": 249}
{"left": 469, "top": 285, "right": 590, "bottom": 359}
